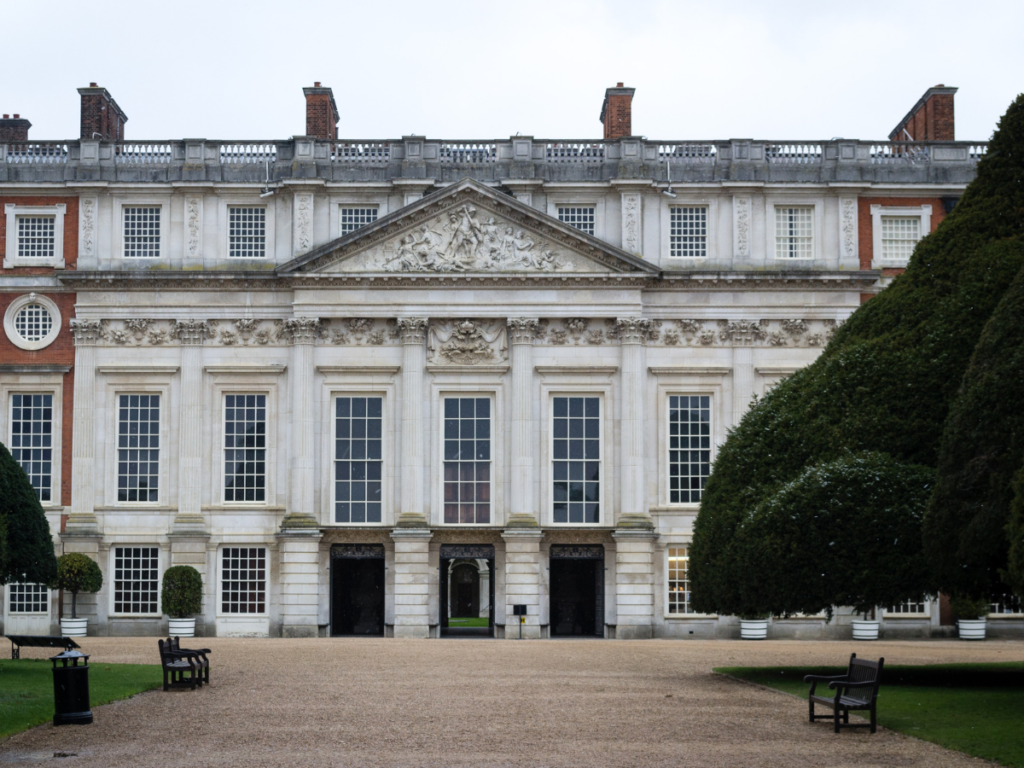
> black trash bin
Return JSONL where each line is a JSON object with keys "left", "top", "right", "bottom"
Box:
{"left": 50, "top": 650, "right": 93, "bottom": 725}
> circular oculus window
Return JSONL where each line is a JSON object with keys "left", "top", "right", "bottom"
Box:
{"left": 4, "top": 293, "right": 62, "bottom": 351}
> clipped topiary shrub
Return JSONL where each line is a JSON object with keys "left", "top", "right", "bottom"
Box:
{"left": 55, "top": 553, "right": 103, "bottom": 619}
{"left": 924, "top": 264, "right": 1024, "bottom": 601}
{"left": 691, "top": 93, "right": 1024, "bottom": 617}
{"left": 161, "top": 565, "right": 203, "bottom": 619}
{"left": 1005, "top": 464, "right": 1024, "bottom": 599}
{"left": 0, "top": 441, "right": 58, "bottom": 587}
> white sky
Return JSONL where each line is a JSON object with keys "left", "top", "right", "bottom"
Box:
{"left": 2, "top": 0, "right": 1021, "bottom": 142}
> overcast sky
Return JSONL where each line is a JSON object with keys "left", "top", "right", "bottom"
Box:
{"left": 3, "top": 0, "right": 1021, "bottom": 143}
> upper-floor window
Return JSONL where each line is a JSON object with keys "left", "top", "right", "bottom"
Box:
{"left": 880, "top": 216, "right": 921, "bottom": 263}
{"left": 558, "top": 206, "right": 595, "bottom": 236}
{"left": 16, "top": 216, "right": 55, "bottom": 259}
{"left": 8, "top": 582, "right": 48, "bottom": 613}
{"left": 10, "top": 393, "right": 53, "bottom": 502}
{"left": 552, "top": 396, "right": 600, "bottom": 524}
{"left": 340, "top": 206, "right": 378, "bottom": 237}
{"left": 669, "top": 395, "right": 711, "bottom": 504}
{"left": 117, "top": 394, "right": 160, "bottom": 502}
{"left": 443, "top": 397, "right": 491, "bottom": 524}
{"left": 224, "top": 394, "right": 266, "bottom": 502}
{"left": 335, "top": 396, "right": 383, "bottom": 524}
{"left": 221, "top": 547, "right": 266, "bottom": 614}
{"left": 228, "top": 207, "right": 266, "bottom": 258}
{"left": 113, "top": 546, "right": 159, "bottom": 614}
{"left": 775, "top": 206, "right": 813, "bottom": 259}
{"left": 669, "top": 206, "right": 707, "bottom": 258}
{"left": 123, "top": 206, "right": 161, "bottom": 258}
{"left": 667, "top": 546, "right": 695, "bottom": 615}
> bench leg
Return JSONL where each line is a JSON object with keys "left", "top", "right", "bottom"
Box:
{"left": 870, "top": 704, "right": 877, "bottom": 734}
{"left": 834, "top": 707, "right": 841, "bottom": 734}
{"left": 163, "top": 669, "right": 169, "bottom": 692}
{"left": 843, "top": 709, "right": 849, "bottom": 724}
{"left": 808, "top": 698, "right": 815, "bottom": 723}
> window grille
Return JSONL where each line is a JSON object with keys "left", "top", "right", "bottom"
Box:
{"left": 443, "top": 397, "right": 491, "bottom": 524}
{"left": 775, "top": 206, "right": 814, "bottom": 259}
{"left": 339, "top": 206, "right": 378, "bottom": 236}
{"left": 557, "top": 206, "right": 595, "bottom": 236}
{"left": 16, "top": 216, "right": 55, "bottom": 259}
{"left": 10, "top": 393, "right": 53, "bottom": 502}
{"left": 228, "top": 207, "right": 266, "bottom": 258}
{"left": 113, "top": 546, "right": 159, "bottom": 614}
{"left": 669, "top": 395, "right": 711, "bottom": 504}
{"left": 880, "top": 216, "right": 921, "bottom": 263}
{"left": 117, "top": 394, "right": 160, "bottom": 502}
{"left": 886, "top": 597, "right": 928, "bottom": 615}
{"left": 990, "top": 594, "right": 1023, "bottom": 615}
{"left": 552, "top": 396, "right": 600, "bottom": 524}
{"left": 221, "top": 547, "right": 266, "bottom": 614}
{"left": 667, "top": 547, "right": 694, "bottom": 614}
{"left": 335, "top": 396, "right": 383, "bottom": 524}
{"left": 9, "top": 583, "right": 48, "bottom": 613}
{"left": 123, "top": 206, "right": 161, "bottom": 258}
{"left": 13, "top": 304, "right": 52, "bottom": 342}
{"left": 224, "top": 394, "right": 266, "bottom": 502}
{"left": 669, "top": 207, "right": 707, "bottom": 258}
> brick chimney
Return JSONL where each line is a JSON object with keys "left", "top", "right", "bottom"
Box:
{"left": 303, "top": 82, "right": 339, "bottom": 141}
{"left": 600, "top": 83, "right": 635, "bottom": 140}
{"left": 889, "top": 85, "right": 957, "bottom": 141}
{"left": 78, "top": 83, "right": 128, "bottom": 141}
{"left": 0, "top": 114, "right": 31, "bottom": 142}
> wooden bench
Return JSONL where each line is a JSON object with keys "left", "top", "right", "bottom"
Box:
{"left": 168, "top": 636, "right": 211, "bottom": 686}
{"left": 157, "top": 638, "right": 201, "bottom": 691}
{"left": 5, "top": 635, "right": 81, "bottom": 659}
{"left": 805, "top": 653, "right": 884, "bottom": 733}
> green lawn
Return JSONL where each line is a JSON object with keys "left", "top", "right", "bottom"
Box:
{"left": 0, "top": 659, "right": 162, "bottom": 739}
{"left": 447, "top": 617, "right": 489, "bottom": 627}
{"left": 715, "top": 662, "right": 1024, "bottom": 767}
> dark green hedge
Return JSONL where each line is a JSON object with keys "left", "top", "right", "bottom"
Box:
{"left": 0, "top": 441, "right": 58, "bottom": 587}
{"left": 1006, "top": 464, "right": 1024, "bottom": 597}
{"left": 691, "top": 94, "right": 1024, "bottom": 616}
{"left": 161, "top": 565, "right": 203, "bottom": 618}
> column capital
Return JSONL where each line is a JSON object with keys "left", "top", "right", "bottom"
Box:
{"left": 396, "top": 317, "right": 428, "bottom": 344}
{"left": 506, "top": 317, "right": 541, "bottom": 344}
{"left": 616, "top": 317, "right": 653, "bottom": 345}
{"left": 173, "top": 319, "right": 214, "bottom": 345}
{"left": 281, "top": 317, "right": 321, "bottom": 345}
{"left": 69, "top": 319, "right": 103, "bottom": 346}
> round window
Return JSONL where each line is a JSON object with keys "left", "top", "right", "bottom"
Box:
{"left": 4, "top": 293, "right": 62, "bottom": 351}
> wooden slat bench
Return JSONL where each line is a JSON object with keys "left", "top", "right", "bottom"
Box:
{"left": 5, "top": 635, "right": 81, "bottom": 660}
{"left": 805, "top": 653, "right": 884, "bottom": 733}
{"left": 168, "top": 636, "right": 211, "bottom": 685}
{"left": 157, "top": 638, "right": 200, "bottom": 691}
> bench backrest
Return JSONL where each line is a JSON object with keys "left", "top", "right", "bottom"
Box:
{"left": 845, "top": 653, "right": 884, "bottom": 704}
{"left": 157, "top": 638, "right": 174, "bottom": 663}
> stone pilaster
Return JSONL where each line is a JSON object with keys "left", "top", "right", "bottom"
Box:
{"left": 390, "top": 529, "right": 433, "bottom": 638}
{"left": 281, "top": 318, "right": 321, "bottom": 530}
{"left": 621, "top": 191, "right": 642, "bottom": 255}
{"left": 507, "top": 318, "right": 540, "bottom": 529}
{"left": 66, "top": 319, "right": 103, "bottom": 535}
{"left": 501, "top": 529, "right": 543, "bottom": 639}
{"left": 277, "top": 529, "right": 323, "bottom": 638}
{"left": 612, "top": 529, "right": 657, "bottom": 639}
{"left": 173, "top": 319, "right": 213, "bottom": 534}
{"left": 396, "top": 317, "right": 428, "bottom": 528}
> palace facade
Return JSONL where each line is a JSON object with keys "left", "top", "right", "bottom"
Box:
{"left": 4, "top": 82, "right": 1017, "bottom": 639}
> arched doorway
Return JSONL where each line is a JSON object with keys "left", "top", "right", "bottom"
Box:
{"left": 439, "top": 545, "right": 494, "bottom": 637}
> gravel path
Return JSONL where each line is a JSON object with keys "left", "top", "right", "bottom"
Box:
{"left": 2, "top": 638, "right": 1020, "bottom": 767}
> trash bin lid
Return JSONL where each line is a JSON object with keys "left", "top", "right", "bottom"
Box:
{"left": 50, "top": 650, "right": 89, "bottom": 663}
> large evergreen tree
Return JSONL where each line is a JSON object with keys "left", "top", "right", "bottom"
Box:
{"left": 691, "top": 94, "right": 1024, "bottom": 616}
{"left": 0, "top": 441, "right": 58, "bottom": 586}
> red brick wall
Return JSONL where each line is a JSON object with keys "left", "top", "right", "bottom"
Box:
{"left": 857, "top": 196, "right": 946, "bottom": 270}
{"left": 0, "top": 196, "right": 79, "bottom": 274}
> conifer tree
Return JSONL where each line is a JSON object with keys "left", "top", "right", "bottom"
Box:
{"left": 0, "top": 441, "right": 58, "bottom": 586}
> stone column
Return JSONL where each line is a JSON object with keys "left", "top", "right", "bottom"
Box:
{"left": 507, "top": 318, "right": 540, "bottom": 528}
{"left": 502, "top": 530, "right": 543, "bottom": 639}
{"left": 66, "top": 320, "right": 103, "bottom": 535}
{"left": 390, "top": 529, "right": 433, "bottom": 638}
{"left": 723, "top": 320, "right": 762, "bottom": 423}
{"left": 172, "top": 320, "right": 212, "bottom": 534}
{"left": 396, "top": 317, "right": 428, "bottom": 528}
{"left": 277, "top": 532, "right": 322, "bottom": 637}
{"left": 614, "top": 317, "right": 656, "bottom": 639}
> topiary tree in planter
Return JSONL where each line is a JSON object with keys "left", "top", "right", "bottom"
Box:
{"left": 161, "top": 565, "right": 203, "bottom": 619}
{"left": 54, "top": 553, "right": 103, "bottom": 619}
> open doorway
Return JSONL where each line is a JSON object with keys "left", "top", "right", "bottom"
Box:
{"left": 549, "top": 545, "right": 604, "bottom": 637}
{"left": 330, "top": 544, "right": 385, "bottom": 636}
{"left": 440, "top": 544, "right": 495, "bottom": 637}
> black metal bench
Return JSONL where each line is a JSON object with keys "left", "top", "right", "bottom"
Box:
{"left": 5, "top": 635, "right": 81, "bottom": 659}
{"left": 168, "top": 636, "right": 211, "bottom": 686}
{"left": 805, "top": 653, "right": 884, "bottom": 733}
{"left": 157, "top": 638, "right": 200, "bottom": 691}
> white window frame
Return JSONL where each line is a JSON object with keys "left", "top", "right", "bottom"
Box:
{"left": 665, "top": 393, "right": 714, "bottom": 507}
{"left": 219, "top": 199, "right": 275, "bottom": 261}
{"left": 766, "top": 199, "right": 824, "bottom": 262}
{"left": 330, "top": 393, "right": 387, "bottom": 526}
{"left": 882, "top": 597, "right": 931, "bottom": 618}
{"left": 108, "top": 545, "right": 162, "bottom": 617}
{"left": 328, "top": 197, "right": 389, "bottom": 241}
{"left": 114, "top": 392, "right": 164, "bottom": 505}
{"left": 221, "top": 392, "right": 271, "bottom": 505}
{"left": 870, "top": 204, "right": 931, "bottom": 269}
{"left": 438, "top": 393, "right": 495, "bottom": 527}
{"left": 542, "top": 388, "right": 609, "bottom": 527}
{"left": 5, "top": 582, "right": 50, "bottom": 615}
{"left": 4, "top": 204, "right": 65, "bottom": 269}
{"left": 112, "top": 198, "right": 170, "bottom": 263}
{"left": 7, "top": 391, "right": 57, "bottom": 504}
{"left": 217, "top": 545, "right": 269, "bottom": 618}
{"left": 988, "top": 594, "right": 1023, "bottom": 618}
{"left": 661, "top": 197, "right": 717, "bottom": 263}
{"left": 1, "top": 375, "right": 64, "bottom": 509}
{"left": 547, "top": 194, "right": 606, "bottom": 241}
{"left": 3, "top": 292, "right": 62, "bottom": 351}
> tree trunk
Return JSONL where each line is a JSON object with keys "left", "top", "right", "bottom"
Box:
{"left": 71, "top": 591, "right": 77, "bottom": 619}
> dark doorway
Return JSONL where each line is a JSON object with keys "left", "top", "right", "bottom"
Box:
{"left": 331, "top": 544, "right": 385, "bottom": 636}
{"left": 549, "top": 545, "right": 604, "bottom": 637}
{"left": 440, "top": 544, "right": 495, "bottom": 638}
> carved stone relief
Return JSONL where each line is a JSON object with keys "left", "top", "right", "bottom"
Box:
{"left": 621, "top": 192, "right": 641, "bottom": 254}
{"left": 79, "top": 197, "right": 96, "bottom": 259}
{"left": 293, "top": 192, "right": 314, "bottom": 256}
{"left": 185, "top": 196, "right": 202, "bottom": 258}
{"left": 427, "top": 319, "right": 508, "bottom": 365}
{"left": 840, "top": 197, "right": 858, "bottom": 261}
{"left": 733, "top": 196, "right": 751, "bottom": 258}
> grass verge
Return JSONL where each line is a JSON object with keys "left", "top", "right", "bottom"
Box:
{"left": 715, "top": 661, "right": 1024, "bottom": 767}
{"left": 447, "top": 617, "right": 489, "bottom": 627}
{"left": 0, "top": 659, "right": 162, "bottom": 739}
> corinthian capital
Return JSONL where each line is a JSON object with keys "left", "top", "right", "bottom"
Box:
{"left": 396, "top": 317, "right": 428, "bottom": 345}
{"left": 69, "top": 319, "right": 104, "bottom": 346}
{"left": 281, "top": 317, "right": 322, "bottom": 345}
{"left": 616, "top": 317, "right": 653, "bottom": 345}
{"left": 507, "top": 318, "right": 540, "bottom": 344}
{"left": 173, "top": 319, "right": 213, "bottom": 345}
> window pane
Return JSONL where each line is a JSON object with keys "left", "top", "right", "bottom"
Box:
{"left": 668, "top": 395, "right": 711, "bottom": 504}
{"left": 9, "top": 582, "right": 48, "bottom": 613}
{"left": 339, "top": 206, "right": 378, "bottom": 236}
{"left": 16, "top": 216, "right": 56, "bottom": 259}
{"left": 221, "top": 547, "right": 266, "bottom": 613}
{"left": 224, "top": 394, "right": 266, "bottom": 502}
{"left": 775, "top": 206, "right": 813, "bottom": 259}
{"left": 442, "top": 397, "right": 491, "bottom": 524}
{"left": 669, "top": 207, "right": 708, "bottom": 258}
{"left": 10, "top": 393, "right": 53, "bottom": 501}
{"left": 228, "top": 207, "right": 266, "bottom": 259}
{"left": 117, "top": 394, "right": 160, "bottom": 502}
{"left": 123, "top": 207, "right": 161, "bottom": 258}
{"left": 557, "top": 206, "right": 595, "bottom": 236}
{"left": 334, "top": 397, "right": 383, "bottom": 523}
{"left": 667, "top": 546, "right": 694, "bottom": 614}
{"left": 880, "top": 216, "right": 922, "bottom": 263}
{"left": 553, "top": 397, "right": 600, "bottom": 524}
{"left": 113, "top": 546, "right": 159, "bottom": 613}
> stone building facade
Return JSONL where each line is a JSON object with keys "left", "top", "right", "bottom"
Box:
{"left": 3, "top": 83, "right": 1018, "bottom": 639}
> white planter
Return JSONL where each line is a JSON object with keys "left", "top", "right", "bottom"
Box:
{"left": 168, "top": 618, "right": 196, "bottom": 638}
{"left": 958, "top": 618, "right": 987, "bottom": 640}
{"left": 851, "top": 620, "right": 880, "bottom": 641}
{"left": 740, "top": 620, "right": 769, "bottom": 640}
{"left": 60, "top": 617, "right": 88, "bottom": 638}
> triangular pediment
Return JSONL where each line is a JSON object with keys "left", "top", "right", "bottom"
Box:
{"left": 279, "top": 178, "right": 656, "bottom": 276}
